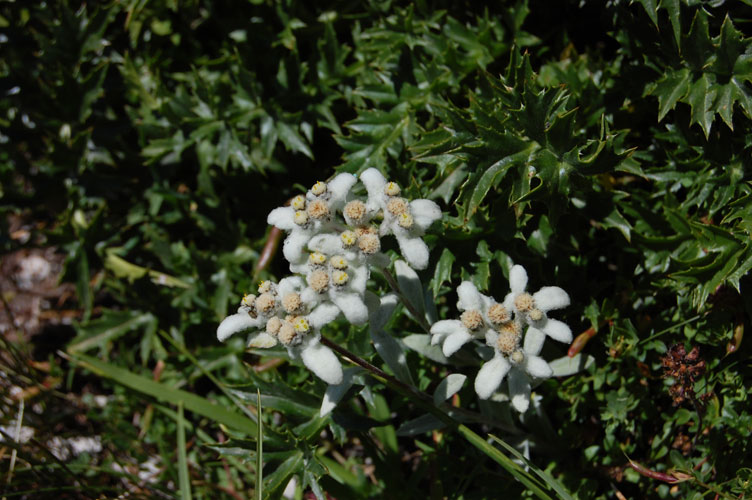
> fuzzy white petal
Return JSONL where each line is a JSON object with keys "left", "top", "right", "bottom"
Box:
{"left": 430, "top": 320, "right": 463, "bottom": 345}
{"left": 308, "top": 302, "right": 341, "bottom": 328}
{"left": 278, "top": 276, "right": 304, "bottom": 297}
{"left": 484, "top": 328, "right": 499, "bottom": 346}
{"left": 320, "top": 368, "right": 358, "bottom": 416}
{"left": 508, "top": 369, "right": 531, "bottom": 412}
{"left": 395, "top": 233, "right": 430, "bottom": 270}
{"left": 524, "top": 355, "right": 553, "bottom": 379}
{"left": 350, "top": 263, "right": 369, "bottom": 294}
{"left": 300, "top": 338, "right": 343, "bottom": 385}
{"left": 301, "top": 287, "right": 320, "bottom": 305}
{"left": 442, "top": 328, "right": 473, "bottom": 357}
{"left": 282, "top": 231, "right": 311, "bottom": 264}
{"left": 327, "top": 173, "right": 357, "bottom": 207}
{"left": 307, "top": 233, "right": 342, "bottom": 255}
{"left": 409, "top": 199, "right": 442, "bottom": 231}
{"left": 267, "top": 206, "right": 296, "bottom": 230}
{"left": 509, "top": 265, "right": 528, "bottom": 294}
{"left": 541, "top": 318, "right": 573, "bottom": 343}
{"left": 360, "top": 168, "right": 387, "bottom": 209}
{"left": 533, "top": 286, "right": 570, "bottom": 312}
{"left": 474, "top": 355, "right": 511, "bottom": 399}
{"left": 502, "top": 292, "right": 515, "bottom": 312}
{"left": 457, "top": 281, "right": 484, "bottom": 311}
{"left": 247, "top": 331, "right": 278, "bottom": 348}
{"left": 331, "top": 292, "right": 369, "bottom": 325}
{"left": 217, "top": 313, "right": 260, "bottom": 342}
{"left": 523, "top": 327, "right": 547, "bottom": 356}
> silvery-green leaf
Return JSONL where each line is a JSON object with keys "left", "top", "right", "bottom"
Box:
{"left": 396, "top": 413, "right": 446, "bottom": 436}
{"left": 320, "top": 368, "right": 362, "bottom": 417}
{"left": 548, "top": 354, "right": 595, "bottom": 377}
{"left": 366, "top": 291, "right": 399, "bottom": 331}
{"left": 394, "top": 259, "right": 425, "bottom": 319}
{"left": 371, "top": 325, "right": 414, "bottom": 385}
{"left": 433, "top": 373, "right": 467, "bottom": 405}
{"left": 403, "top": 334, "right": 450, "bottom": 364}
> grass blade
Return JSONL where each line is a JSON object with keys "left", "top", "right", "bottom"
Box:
{"left": 256, "top": 389, "right": 263, "bottom": 500}
{"left": 177, "top": 401, "right": 192, "bottom": 500}
{"left": 67, "top": 352, "right": 257, "bottom": 436}
{"left": 489, "top": 434, "right": 575, "bottom": 500}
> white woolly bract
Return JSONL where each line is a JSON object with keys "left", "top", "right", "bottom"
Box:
{"left": 217, "top": 313, "right": 261, "bottom": 342}
{"left": 474, "top": 355, "right": 511, "bottom": 399}
{"left": 533, "top": 286, "right": 570, "bottom": 311}
{"left": 299, "top": 337, "right": 343, "bottom": 385}
{"left": 395, "top": 233, "right": 430, "bottom": 270}
{"left": 409, "top": 199, "right": 441, "bottom": 231}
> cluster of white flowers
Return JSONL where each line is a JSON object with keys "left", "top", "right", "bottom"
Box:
{"left": 217, "top": 169, "right": 441, "bottom": 385}
{"left": 430, "top": 265, "right": 572, "bottom": 413}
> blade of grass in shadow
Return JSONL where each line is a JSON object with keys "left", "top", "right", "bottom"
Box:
{"left": 66, "top": 352, "right": 257, "bottom": 436}
{"left": 256, "top": 389, "right": 263, "bottom": 500}
{"left": 157, "top": 329, "right": 259, "bottom": 424}
{"left": 489, "top": 434, "right": 575, "bottom": 500}
{"left": 177, "top": 402, "right": 192, "bottom": 500}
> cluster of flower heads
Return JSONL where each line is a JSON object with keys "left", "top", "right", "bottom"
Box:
{"left": 430, "top": 265, "right": 572, "bottom": 413}
{"left": 217, "top": 169, "right": 441, "bottom": 385}
{"left": 217, "top": 168, "right": 574, "bottom": 414}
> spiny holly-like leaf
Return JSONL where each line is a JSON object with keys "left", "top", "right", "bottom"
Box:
{"left": 651, "top": 68, "right": 691, "bottom": 121}
{"left": 687, "top": 73, "right": 717, "bottom": 138}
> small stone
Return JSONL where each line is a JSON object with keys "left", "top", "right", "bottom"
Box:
{"left": 461, "top": 310, "right": 484, "bottom": 331}
{"left": 309, "top": 269, "right": 329, "bottom": 293}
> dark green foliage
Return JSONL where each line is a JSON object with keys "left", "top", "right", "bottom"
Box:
{"left": 1, "top": 0, "right": 751, "bottom": 499}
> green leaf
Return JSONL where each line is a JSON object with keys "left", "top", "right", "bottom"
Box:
{"left": 68, "top": 353, "right": 258, "bottom": 436}
{"left": 687, "top": 73, "right": 717, "bottom": 138}
{"left": 394, "top": 259, "right": 426, "bottom": 320}
{"left": 277, "top": 121, "right": 313, "bottom": 159}
{"left": 263, "top": 451, "right": 303, "bottom": 495}
{"left": 465, "top": 148, "right": 533, "bottom": 218}
{"left": 256, "top": 390, "right": 263, "bottom": 500}
{"left": 432, "top": 373, "right": 467, "bottom": 405}
{"left": 177, "top": 402, "right": 192, "bottom": 500}
{"left": 403, "top": 334, "right": 450, "bottom": 364}
{"left": 634, "top": 0, "right": 659, "bottom": 27}
{"left": 431, "top": 248, "right": 455, "bottom": 298}
{"left": 651, "top": 68, "right": 691, "bottom": 122}
{"left": 661, "top": 0, "right": 682, "bottom": 48}
{"left": 683, "top": 9, "right": 713, "bottom": 71}
{"left": 69, "top": 310, "right": 157, "bottom": 353}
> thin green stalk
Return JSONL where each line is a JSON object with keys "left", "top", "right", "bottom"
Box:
{"left": 255, "top": 389, "right": 263, "bottom": 500}
{"left": 177, "top": 402, "right": 192, "bottom": 500}
{"left": 639, "top": 315, "right": 703, "bottom": 344}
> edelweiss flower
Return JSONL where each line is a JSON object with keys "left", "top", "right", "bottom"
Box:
{"left": 267, "top": 173, "right": 357, "bottom": 264}
{"left": 296, "top": 245, "right": 370, "bottom": 325}
{"left": 502, "top": 265, "right": 572, "bottom": 344}
{"left": 216, "top": 277, "right": 344, "bottom": 384}
{"left": 430, "top": 281, "right": 507, "bottom": 357}
{"left": 359, "top": 168, "right": 441, "bottom": 270}
{"left": 474, "top": 323, "right": 552, "bottom": 412}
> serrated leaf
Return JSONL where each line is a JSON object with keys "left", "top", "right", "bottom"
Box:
{"left": 634, "top": 0, "right": 659, "bottom": 27}
{"left": 687, "top": 73, "right": 717, "bottom": 138}
{"left": 465, "top": 148, "right": 532, "bottom": 218}
{"left": 660, "top": 0, "right": 682, "bottom": 48}
{"left": 431, "top": 248, "right": 455, "bottom": 298}
{"left": 652, "top": 68, "right": 691, "bottom": 122}
{"left": 69, "top": 310, "right": 157, "bottom": 353}
{"left": 602, "top": 207, "right": 632, "bottom": 242}
{"left": 683, "top": 9, "right": 713, "bottom": 71}
{"left": 277, "top": 121, "right": 313, "bottom": 159}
